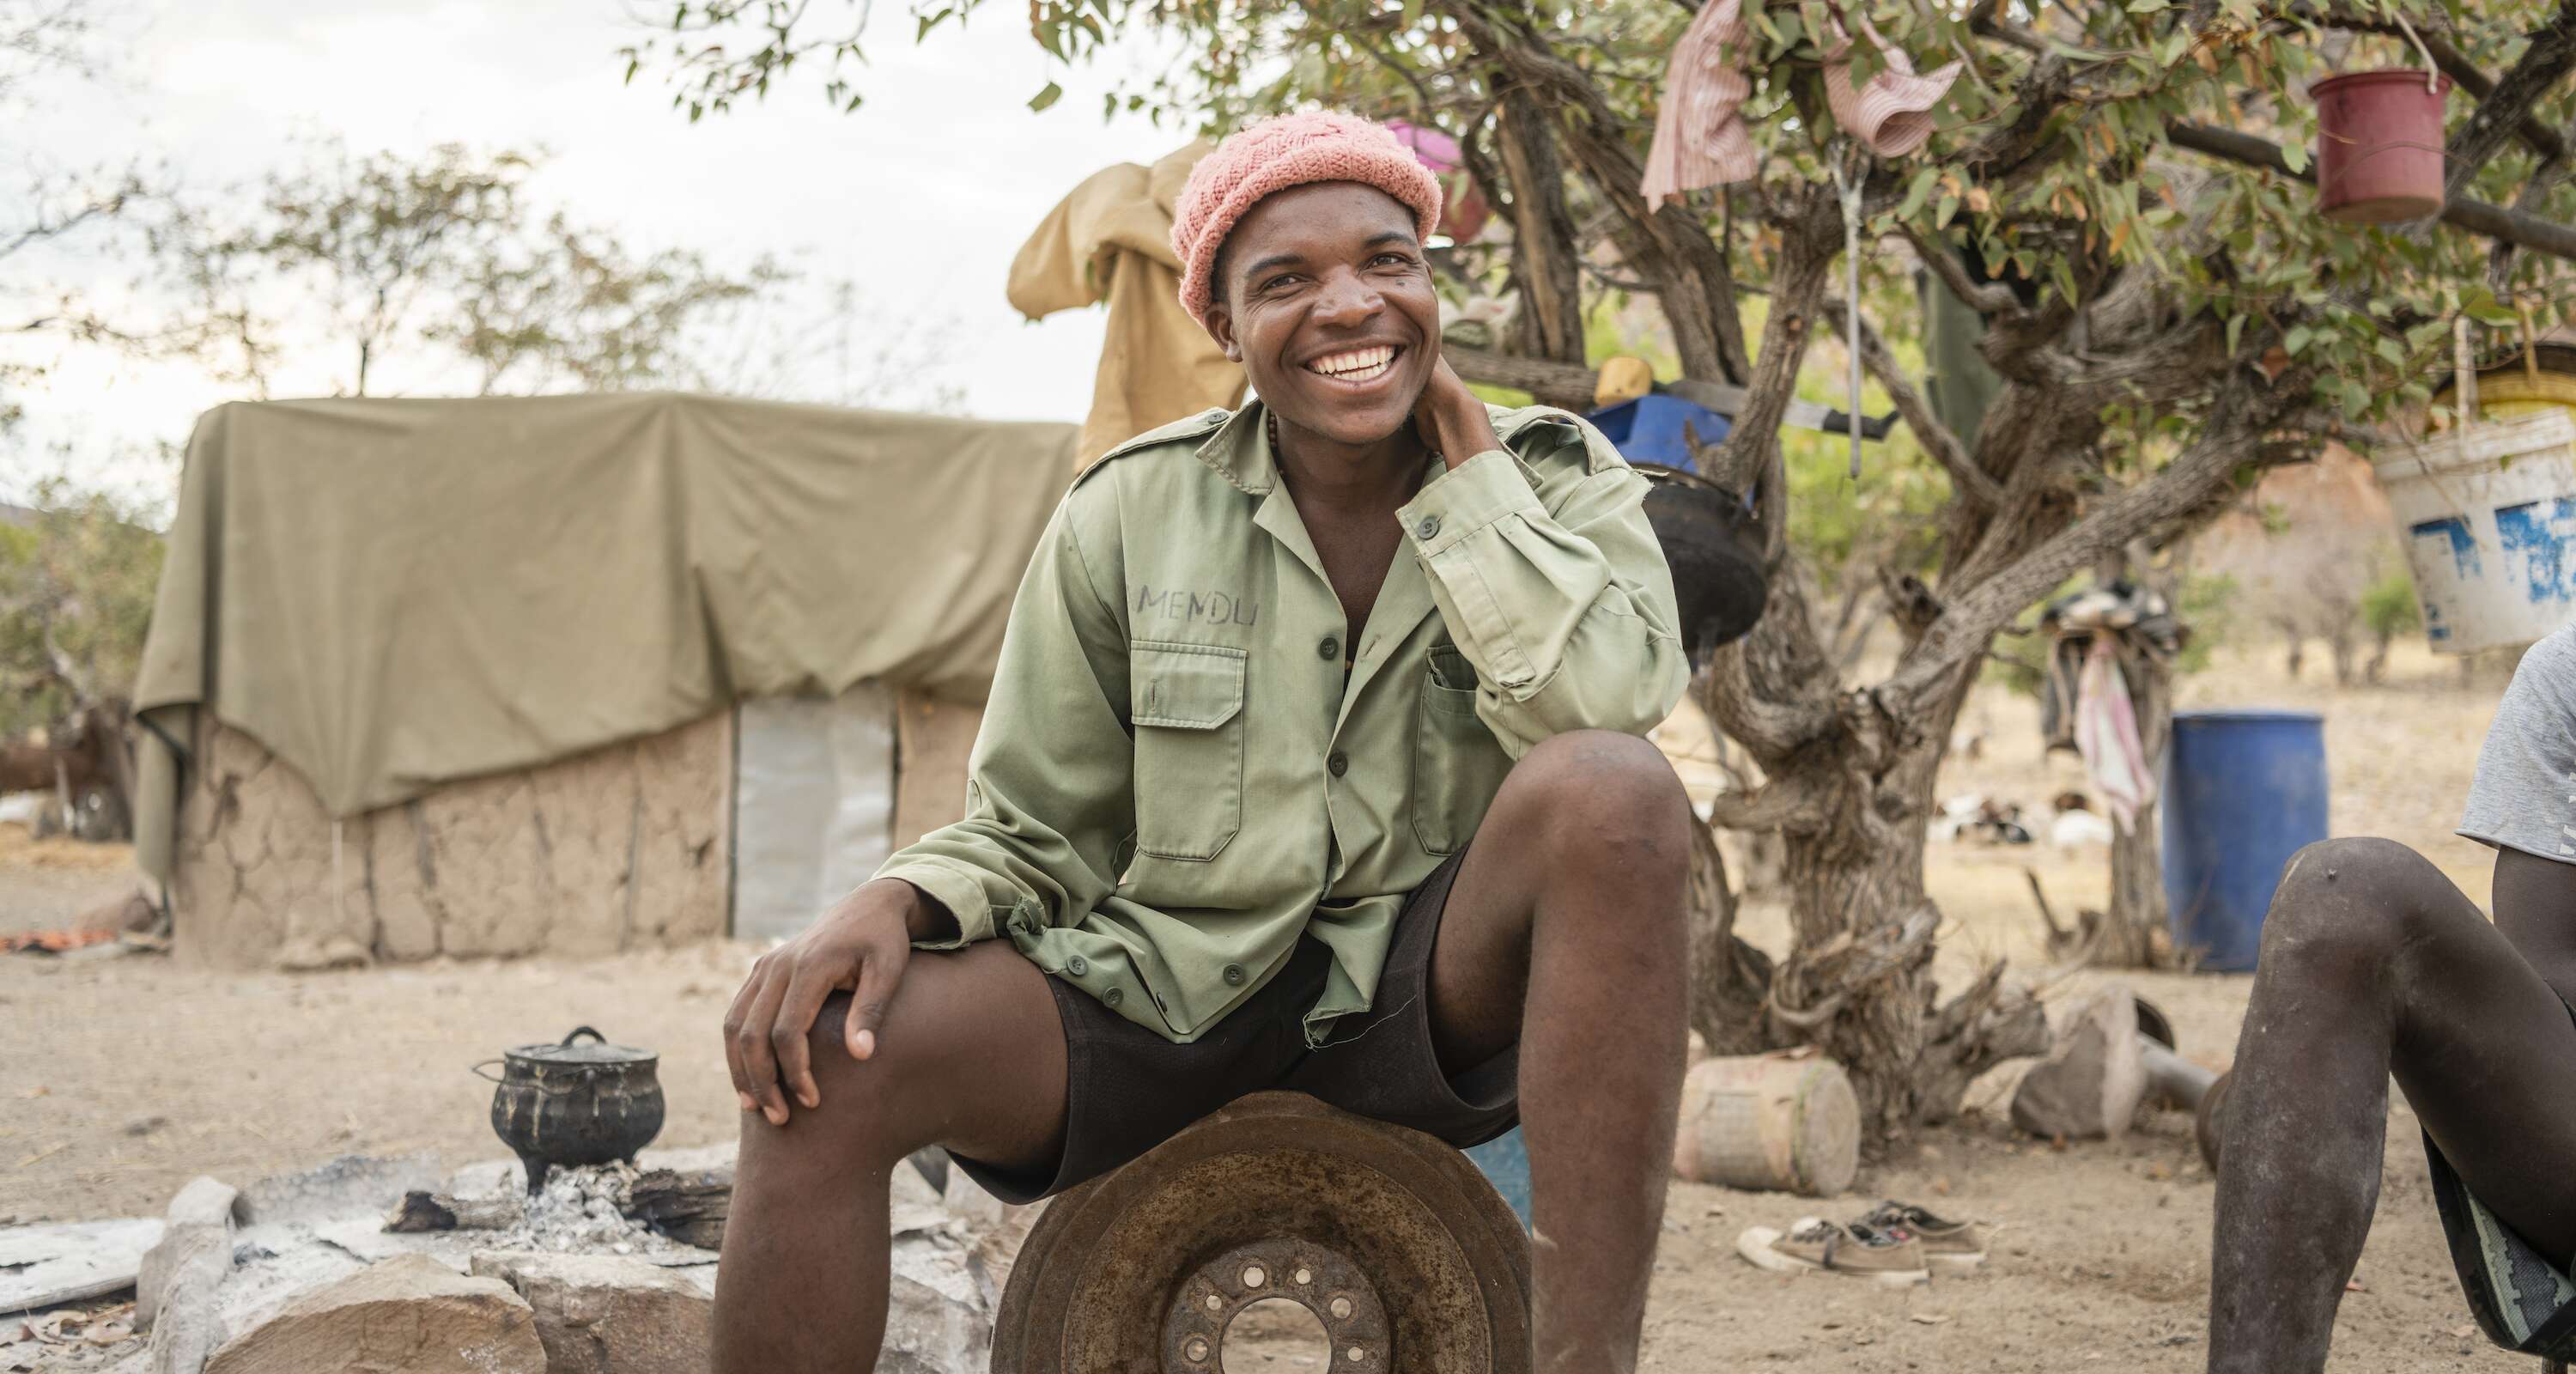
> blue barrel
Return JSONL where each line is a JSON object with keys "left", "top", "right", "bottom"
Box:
{"left": 1462, "top": 1128, "right": 1532, "bottom": 1228}
{"left": 2160, "top": 709, "right": 2330, "bottom": 971}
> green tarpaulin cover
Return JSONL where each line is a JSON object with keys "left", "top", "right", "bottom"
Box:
{"left": 134, "top": 392, "right": 1076, "bottom": 881}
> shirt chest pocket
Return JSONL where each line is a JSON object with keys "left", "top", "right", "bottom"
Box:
{"left": 1129, "top": 640, "right": 1247, "bottom": 862}
{"left": 1413, "top": 646, "right": 1515, "bottom": 856}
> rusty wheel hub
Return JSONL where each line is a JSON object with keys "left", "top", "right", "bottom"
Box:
{"left": 1161, "top": 1238, "right": 1389, "bottom": 1371}
{"left": 992, "top": 1091, "right": 1531, "bottom": 1374}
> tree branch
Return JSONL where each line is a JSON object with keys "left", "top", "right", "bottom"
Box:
{"left": 1438, "top": 1, "right": 1754, "bottom": 383}
{"left": 2425, "top": 31, "right": 2572, "bottom": 164}
{"left": 1706, "top": 195, "right": 1842, "bottom": 497}
{"left": 1492, "top": 87, "right": 1589, "bottom": 366}
{"left": 1705, "top": 774, "right": 1834, "bottom": 832}
{"left": 2167, "top": 122, "right": 2576, "bottom": 264}
{"left": 1443, "top": 344, "right": 1599, "bottom": 410}
{"left": 1821, "top": 298, "right": 2005, "bottom": 509}
{"left": 1881, "top": 377, "right": 2293, "bottom": 714}
{"left": 2495, "top": 146, "right": 2574, "bottom": 283}
{"left": 0, "top": 192, "right": 125, "bottom": 264}
{"left": 1903, "top": 228, "right": 2020, "bottom": 314}
{"left": 2443, "top": 0, "right": 2576, "bottom": 201}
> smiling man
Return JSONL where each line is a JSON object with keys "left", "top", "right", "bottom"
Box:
{"left": 713, "top": 112, "right": 1693, "bottom": 1373}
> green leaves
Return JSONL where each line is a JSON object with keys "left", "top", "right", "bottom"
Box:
{"left": 1027, "top": 80, "right": 1063, "bottom": 111}
{"left": 1897, "top": 166, "right": 1940, "bottom": 222}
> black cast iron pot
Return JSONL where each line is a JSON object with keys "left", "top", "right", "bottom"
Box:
{"left": 476, "top": 1026, "right": 665, "bottom": 1194}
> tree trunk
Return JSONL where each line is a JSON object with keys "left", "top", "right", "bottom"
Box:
{"left": 2096, "top": 653, "right": 2172, "bottom": 968}
{"left": 1686, "top": 814, "right": 1783, "bottom": 1056}
{"left": 1755, "top": 677, "right": 2051, "bottom": 1137}
{"left": 1687, "top": 204, "right": 2052, "bottom": 1139}
{"left": 1492, "top": 88, "right": 1587, "bottom": 368}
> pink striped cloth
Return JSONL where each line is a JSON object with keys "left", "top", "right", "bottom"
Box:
{"left": 2074, "top": 637, "right": 2155, "bottom": 833}
{"left": 1642, "top": 0, "right": 1964, "bottom": 210}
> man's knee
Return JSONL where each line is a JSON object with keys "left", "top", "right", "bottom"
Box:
{"left": 738, "top": 994, "right": 921, "bottom": 1174}
{"left": 1499, "top": 729, "right": 1692, "bottom": 885}
{"left": 2257, "top": 836, "right": 2459, "bottom": 977}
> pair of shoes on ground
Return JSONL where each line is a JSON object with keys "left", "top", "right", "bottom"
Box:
{"left": 1735, "top": 1201, "right": 1990, "bottom": 1287}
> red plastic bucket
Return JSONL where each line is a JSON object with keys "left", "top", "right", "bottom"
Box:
{"left": 2312, "top": 70, "right": 2452, "bottom": 224}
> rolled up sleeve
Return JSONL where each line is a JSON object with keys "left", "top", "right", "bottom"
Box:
{"left": 872, "top": 499, "right": 1133, "bottom": 947}
{"left": 1398, "top": 442, "right": 1689, "bottom": 757}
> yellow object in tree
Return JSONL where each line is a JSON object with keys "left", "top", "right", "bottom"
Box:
{"left": 1007, "top": 142, "right": 1248, "bottom": 470}
{"left": 2432, "top": 344, "right": 2576, "bottom": 429}
{"left": 1594, "top": 356, "right": 1655, "bottom": 410}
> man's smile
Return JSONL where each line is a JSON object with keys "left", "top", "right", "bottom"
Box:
{"left": 1303, "top": 344, "right": 1403, "bottom": 383}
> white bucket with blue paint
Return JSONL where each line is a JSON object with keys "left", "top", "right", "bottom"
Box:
{"left": 2374, "top": 409, "right": 2576, "bottom": 655}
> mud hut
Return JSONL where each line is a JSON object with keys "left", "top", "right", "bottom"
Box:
{"left": 131, "top": 393, "right": 1076, "bottom": 967}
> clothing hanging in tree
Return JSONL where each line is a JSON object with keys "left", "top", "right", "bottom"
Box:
{"left": 1008, "top": 142, "right": 1245, "bottom": 469}
{"left": 2038, "top": 582, "right": 2187, "bottom": 834}
{"left": 1641, "top": 0, "right": 1964, "bottom": 210}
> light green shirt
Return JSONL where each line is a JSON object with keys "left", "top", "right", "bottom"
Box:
{"left": 875, "top": 399, "right": 1688, "bottom": 1045}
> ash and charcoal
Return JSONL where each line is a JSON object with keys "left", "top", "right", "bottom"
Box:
{"left": 489, "top": 1161, "right": 707, "bottom": 1259}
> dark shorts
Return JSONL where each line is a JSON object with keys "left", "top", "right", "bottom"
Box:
{"left": 2428, "top": 995, "right": 2576, "bottom": 1359}
{"left": 949, "top": 850, "right": 1520, "bottom": 1205}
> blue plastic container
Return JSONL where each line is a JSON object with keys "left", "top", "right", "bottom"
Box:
{"left": 2160, "top": 709, "right": 2330, "bottom": 972}
{"left": 1588, "top": 395, "right": 1731, "bottom": 472}
{"left": 1462, "top": 1128, "right": 1532, "bottom": 1228}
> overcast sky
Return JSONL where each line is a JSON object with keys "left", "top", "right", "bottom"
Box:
{"left": 6, "top": 0, "right": 1190, "bottom": 508}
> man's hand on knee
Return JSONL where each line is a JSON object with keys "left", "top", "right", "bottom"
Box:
{"left": 723, "top": 878, "right": 935, "bottom": 1127}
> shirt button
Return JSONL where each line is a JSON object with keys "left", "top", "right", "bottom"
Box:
{"left": 1327, "top": 751, "right": 1348, "bottom": 777}
{"left": 1103, "top": 987, "right": 1124, "bottom": 1007}
{"left": 1066, "top": 955, "right": 1088, "bottom": 977}
{"left": 1223, "top": 964, "right": 1247, "bottom": 987}
{"left": 1318, "top": 635, "right": 1339, "bottom": 661}
{"left": 1415, "top": 514, "right": 1441, "bottom": 539}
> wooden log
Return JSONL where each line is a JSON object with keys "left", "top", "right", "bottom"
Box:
{"left": 381, "top": 1189, "right": 522, "bottom": 1232}
{"left": 625, "top": 1167, "right": 732, "bottom": 1250}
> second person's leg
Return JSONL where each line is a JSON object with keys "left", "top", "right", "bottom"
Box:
{"left": 2208, "top": 838, "right": 2576, "bottom": 1374}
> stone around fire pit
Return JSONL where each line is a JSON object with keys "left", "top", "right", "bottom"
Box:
{"left": 202, "top": 1253, "right": 544, "bottom": 1374}
{"left": 137, "top": 1176, "right": 240, "bottom": 1374}
{"left": 469, "top": 1252, "right": 711, "bottom": 1374}
{"left": 0, "top": 1218, "right": 162, "bottom": 1312}
{"left": 235, "top": 1154, "right": 442, "bottom": 1227}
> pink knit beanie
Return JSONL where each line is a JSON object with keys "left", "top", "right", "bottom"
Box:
{"left": 1170, "top": 112, "right": 1446, "bottom": 327}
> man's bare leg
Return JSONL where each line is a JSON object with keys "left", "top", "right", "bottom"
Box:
{"left": 1430, "top": 729, "right": 1692, "bottom": 1374}
{"left": 712, "top": 941, "right": 1067, "bottom": 1372}
{"left": 2208, "top": 837, "right": 2576, "bottom": 1374}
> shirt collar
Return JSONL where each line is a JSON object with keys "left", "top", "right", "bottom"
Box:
{"left": 1193, "top": 400, "right": 1280, "bottom": 495}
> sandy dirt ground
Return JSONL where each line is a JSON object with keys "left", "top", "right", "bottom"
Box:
{"left": 0, "top": 638, "right": 2537, "bottom": 1369}
{"left": 0, "top": 826, "right": 141, "bottom": 939}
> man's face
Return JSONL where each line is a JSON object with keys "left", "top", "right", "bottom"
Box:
{"left": 1205, "top": 182, "right": 1440, "bottom": 447}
